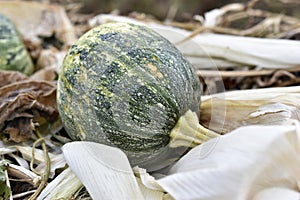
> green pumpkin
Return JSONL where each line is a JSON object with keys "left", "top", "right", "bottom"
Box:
{"left": 0, "top": 14, "right": 34, "bottom": 75}
{"left": 57, "top": 22, "right": 207, "bottom": 170}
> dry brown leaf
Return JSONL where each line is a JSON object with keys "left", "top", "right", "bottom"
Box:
{"left": 30, "top": 47, "right": 67, "bottom": 81}
{"left": 30, "top": 68, "right": 57, "bottom": 82}
{"left": 0, "top": 70, "right": 28, "bottom": 88}
{"left": 35, "top": 48, "right": 67, "bottom": 73}
{"left": 4, "top": 117, "right": 35, "bottom": 143}
{"left": 0, "top": 70, "right": 58, "bottom": 142}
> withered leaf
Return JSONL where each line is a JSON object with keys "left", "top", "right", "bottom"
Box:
{"left": 0, "top": 70, "right": 28, "bottom": 88}
{"left": 34, "top": 48, "right": 67, "bottom": 76}
{"left": 3, "top": 118, "right": 35, "bottom": 143}
{"left": 29, "top": 67, "right": 57, "bottom": 82}
{"left": 0, "top": 70, "right": 58, "bottom": 142}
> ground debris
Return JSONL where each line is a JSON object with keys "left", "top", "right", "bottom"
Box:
{"left": 0, "top": 70, "right": 58, "bottom": 142}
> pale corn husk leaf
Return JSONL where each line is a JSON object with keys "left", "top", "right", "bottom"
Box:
{"left": 202, "top": 4, "right": 244, "bottom": 26}
{"left": 156, "top": 124, "right": 300, "bottom": 200}
{"left": 62, "top": 141, "right": 145, "bottom": 200}
{"left": 186, "top": 56, "right": 242, "bottom": 69}
{"left": 89, "top": 14, "right": 300, "bottom": 69}
{"left": 248, "top": 103, "right": 300, "bottom": 124}
{"left": 136, "top": 178, "right": 165, "bottom": 200}
{"left": 253, "top": 187, "right": 300, "bottom": 200}
{"left": 201, "top": 86, "right": 300, "bottom": 133}
{"left": 15, "top": 146, "right": 66, "bottom": 178}
{"left": 201, "top": 86, "right": 300, "bottom": 101}
{"left": 0, "top": 147, "right": 15, "bottom": 155}
{"left": 89, "top": 14, "right": 146, "bottom": 27}
{"left": 8, "top": 154, "right": 29, "bottom": 169}
{"left": 133, "top": 167, "right": 173, "bottom": 200}
{"left": 133, "top": 166, "right": 165, "bottom": 191}
{"left": 201, "top": 99, "right": 300, "bottom": 133}
{"left": 16, "top": 146, "right": 45, "bottom": 164}
{"left": 8, "top": 163, "right": 41, "bottom": 185}
{"left": 202, "top": 87, "right": 300, "bottom": 132}
{"left": 37, "top": 167, "right": 82, "bottom": 200}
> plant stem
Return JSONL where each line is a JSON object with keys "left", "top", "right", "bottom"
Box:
{"left": 28, "top": 130, "right": 51, "bottom": 200}
{"left": 169, "top": 110, "right": 220, "bottom": 148}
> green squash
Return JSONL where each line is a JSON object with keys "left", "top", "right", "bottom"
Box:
{"left": 57, "top": 22, "right": 218, "bottom": 170}
{"left": 0, "top": 14, "right": 34, "bottom": 75}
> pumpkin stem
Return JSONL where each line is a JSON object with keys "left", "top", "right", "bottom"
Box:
{"left": 169, "top": 110, "right": 220, "bottom": 148}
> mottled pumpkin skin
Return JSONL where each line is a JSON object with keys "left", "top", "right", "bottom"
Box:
{"left": 0, "top": 14, "right": 34, "bottom": 75}
{"left": 57, "top": 22, "right": 201, "bottom": 169}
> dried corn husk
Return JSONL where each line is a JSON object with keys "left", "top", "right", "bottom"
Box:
{"left": 200, "top": 86, "right": 300, "bottom": 133}
{"left": 8, "top": 163, "right": 41, "bottom": 186}
{"left": 62, "top": 124, "right": 300, "bottom": 199}
{"left": 15, "top": 146, "right": 66, "bottom": 178}
{"left": 37, "top": 167, "right": 82, "bottom": 200}
{"left": 155, "top": 123, "right": 300, "bottom": 200}
{"left": 62, "top": 141, "right": 146, "bottom": 199}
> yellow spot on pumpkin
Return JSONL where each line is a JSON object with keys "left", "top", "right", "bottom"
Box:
{"left": 147, "top": 63, "right": 164, "bottom": 78}
{"left": 147, "top": 63, "right": 157, "bottom": 73}
{"left": 156, "top": 72, "right": 164, "bottom": 78}
{"left": 78, "top": 125, "right": 87, "bottom": 140}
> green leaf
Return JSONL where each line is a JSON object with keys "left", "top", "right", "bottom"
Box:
{"left": 0, "top": 160, "right": 11, "bottom": 200}
{"left": 0, "top": 184, "right": 10, "bottom": 200}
